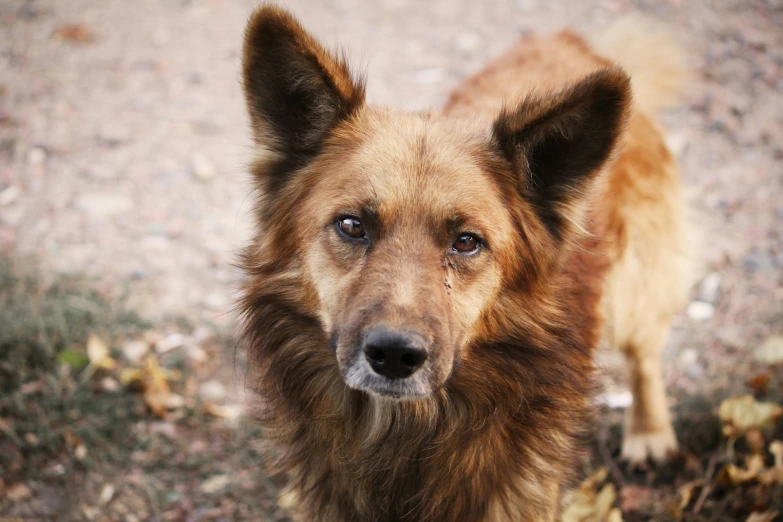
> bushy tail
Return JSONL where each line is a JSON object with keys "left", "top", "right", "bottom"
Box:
{"left": 590, "top": 15, "right": 688, "bottom": 115}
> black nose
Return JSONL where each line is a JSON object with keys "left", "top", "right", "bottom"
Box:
{"left": 362, "top": 327, "right": 428, "bottom": 380}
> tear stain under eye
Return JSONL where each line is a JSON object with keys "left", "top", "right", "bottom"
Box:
{"left": 329, "top": 330, "right": 339, "bottom": 353}
{"left": 441, "top": 257, "right": 453, "bottom": 295}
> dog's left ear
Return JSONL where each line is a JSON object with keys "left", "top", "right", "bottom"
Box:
{"left": 493, "top": 68, "right": 631, "bottom": 241}
{"left": 242, "top": 6, "right": 365, "bottom": 156}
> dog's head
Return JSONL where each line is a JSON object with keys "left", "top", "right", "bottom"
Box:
{"left": 242, "top": 7, "right": 629, "bottom": 400}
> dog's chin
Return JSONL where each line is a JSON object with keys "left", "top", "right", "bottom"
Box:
{"left": 342, "top": 359, "right": 434, "bottom": 400}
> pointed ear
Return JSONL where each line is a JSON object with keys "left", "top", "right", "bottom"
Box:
{"left": 492, "top": 69, "right": 631, "bottom": 241}
{"left": 242, "top": 6, "right": 365, "bottom": 157}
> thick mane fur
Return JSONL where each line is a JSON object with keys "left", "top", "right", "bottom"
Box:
{"left": 239, "top": 204, "right": 608, "bottom": 520}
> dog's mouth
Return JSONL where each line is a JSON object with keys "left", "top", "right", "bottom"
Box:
{"left": 341, "top": 354, "right": 433, "bottom": 400}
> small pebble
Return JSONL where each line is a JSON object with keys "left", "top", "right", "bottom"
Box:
{"left": 6, "top": 483, "right": 32, "bottom": 502}
{"left": 679, "top": 348, "right": 699, "bottom": 366}
{"left": 697, "top": 272, "right": 722, "bottom": 304}
{"left": 26, "top": 146, "right": 46, "bottom": 165}
{"left": 191, "top": 153, "right": 217, "bottom": 181}
{"left": 75, "top": 192, "right": 133, "bottom": 218}
{"left": 599, "top": 391, "right": 633, "bottom": 409}
{"left": 199, "top": 380, "right": 227, "bottom": 402}
{"left": 98, "top": 484, "right": 115, "bottom": 506}
{"left": 121, "top": 340, "right": 149, "bottom": 363}
{"left": 200, "top": 474, "right": 231, "bottom": 495}
{"left": 455, "top": 32, "right": 480, "bottom": 52}
{"left": 0, "top": 184, "right": 21, "bottom": 206}
{"left": 155, "top": 333, "right": 186, "bottom": 353}
{"left": 687, "top": 300, "right": 714, "bottom": 321}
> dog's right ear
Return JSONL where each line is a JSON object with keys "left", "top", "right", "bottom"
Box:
{"left": 242, "top": 6, "right": 365, "bottom": 157}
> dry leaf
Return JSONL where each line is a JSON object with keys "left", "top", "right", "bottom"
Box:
{"left": 755, "top": 336, "right": 783, "bottom": 364}
{"left": 53, "top": 23, "right": 95, "bottom": 43}
{"left": 62, "top": 432, "right": 82, "bottom": 448}
{"left": 120, "top": 368, "right": 144, "bottom": 386}
{"left": 747, "top": 428, "right": 766, "bottom": 454}
{"left": 747, "top": 372, "right": 772, "bottom": 395}
{"left": 98, "top": 484, "right": 114, "bottom": 506}
{"left": 746, "top": 511, "right": 779, "bottom": 522}
{"left": 760, "top": 440, "right": 783, "bottom": 485}
{"left": 141, "top": 355, "right": 173, "bottom": 417}
{"left": 5, "top": 483, "right": 32, "bottom": 502}
{"left": 676, "top": 480, "right": 702, "bottom": 513}
{"left": 87, "top": 334, "right": 117, "bottom": 370}
{"left": 719, "top": 395, "right": 783, "bottom": 435}
{"left": 720, "top": 454, "right": 765, "bottom": 485}
{"left": 201, "top": 474, "right": 231, "bottom": 494}
{"left": 120, "top": 355, "right": 179, "bottom": 417}
{"left": 561, "top": 468, "right": 618, "bottom": 522}
{"left": 74, "top": 444, "right": 87, "bottom": 460}
{"left": 203, "top": 402, "right": 244, "bottom": 420}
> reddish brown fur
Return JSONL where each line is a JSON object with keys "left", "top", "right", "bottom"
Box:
{"left": 239, "top": 6, "right": 689, "bottom": 521}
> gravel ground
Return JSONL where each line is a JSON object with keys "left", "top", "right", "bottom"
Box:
{"left": 1, "top": 0, "right": 782, "bottom": 519}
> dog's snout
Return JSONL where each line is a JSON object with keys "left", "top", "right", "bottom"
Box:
{"left": 362, "top": 327, "right": 428, "bottom": 380}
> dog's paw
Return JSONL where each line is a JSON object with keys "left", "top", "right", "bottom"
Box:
{"left": 621, "top": 427, "right": 678, "bottom": 465}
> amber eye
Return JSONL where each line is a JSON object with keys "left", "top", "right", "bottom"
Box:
{"left": 337, "top": 217, "right": 365, "bottom": 239}
{"left": 453, "top": 234, "right": 480, "bottom": 254}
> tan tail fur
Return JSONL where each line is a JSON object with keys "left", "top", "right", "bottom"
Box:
{"left": 591, "top": 15, "right": 688, "bottom": 115}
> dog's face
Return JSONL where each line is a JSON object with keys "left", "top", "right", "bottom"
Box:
{"left": 242, "top": 7, "right": 629, "bottom": 399}
{"left": 298, "top": 112, "right": 518, "bottom": 398}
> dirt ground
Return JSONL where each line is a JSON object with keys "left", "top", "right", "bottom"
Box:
{"left": 1, "top": 0, "right": 782, "bottom": 520}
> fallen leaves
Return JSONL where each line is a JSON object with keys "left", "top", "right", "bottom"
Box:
{"left": 202, "top": 402, "right": 244, "bottom": 421}
{"left": 5, "top": 482, "right": 32, "bottom": 502}
{"left": 676, "top": 480, "right": 702, "bottom": 514}
{"left": 718, "top": 439, "right": 783, "bottom": 489}
{"left": 52, "top": 23, "right": 95, "bottom": 43}
{"left": 719, "top": 454, "right": 765, "bottom": 485}
{"left": 561, "top": 468, "right": 624, "bottom": 522}
{"left": 200, "top": 474, "right": 231, "bottom": 495}
{"left": 754, "top": 336, "right": 783, "bottom": 364}
{"left": 98, "top": 484, "right": 115, "bottom": 506}
{"left": 719, "top": 395, "right": 783, "bottom": 437}
{"left": 56, "top": 334, "right": 117, "bottom": 377}
{"left": 87, "top": 334, "right": 117, "bottom": 370}
{"left": 746, "top": 511, "right": 780, "bottom": 522}
{"left": 56, "top": 349, "right": 89, "bottom": 370}
{"left": 760, "top": 440, "right": 783, "bottom": 485}
{"left": 121, "top": 355, "right": 182, "bottom": 417}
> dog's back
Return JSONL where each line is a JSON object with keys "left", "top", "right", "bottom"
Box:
{"left": 445, "top": 23, "right": 692, "bottom": 463}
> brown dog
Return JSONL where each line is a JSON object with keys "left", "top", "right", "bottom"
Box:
{"left": 239, "top": 6, "right": 691, "bottom": 521}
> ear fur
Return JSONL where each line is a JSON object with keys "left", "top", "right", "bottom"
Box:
{"left": 493, "top": 68, "right": 631, "bottom": 241}
{"left": 242, "top": 6, "right": 365, "bottom": 161}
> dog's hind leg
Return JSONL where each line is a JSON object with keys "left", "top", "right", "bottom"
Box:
{"left": 620, "top": 321, "right": 677, "bottom": 464}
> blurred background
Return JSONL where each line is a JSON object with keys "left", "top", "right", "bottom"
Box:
{"left": 0, "top": 0, "right": 781, "bottom": 520}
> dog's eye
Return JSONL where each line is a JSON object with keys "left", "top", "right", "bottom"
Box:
{"left": 452, "top": 234, "right": 480, "bottom": 254}
{"left": 337, "top": 217, "right": 365, "bottom": 239}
